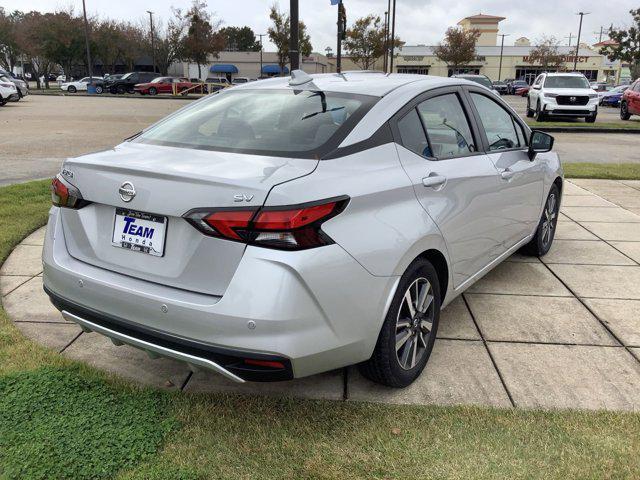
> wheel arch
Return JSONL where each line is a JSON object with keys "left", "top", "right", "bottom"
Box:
{"left": 415, "top": 249, "right": 449, "bottom": 305}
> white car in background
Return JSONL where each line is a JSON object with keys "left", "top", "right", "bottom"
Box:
{"left": 0, "top": 77, "right": 19, "bottom": 105}
{"left": 60, "top": 77, "right": 103, "bottom": 93}
{"left": 527, "top": 72, "right": 599, "bottom": 123}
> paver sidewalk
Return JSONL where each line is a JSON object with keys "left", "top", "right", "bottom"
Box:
{"left": 2, "top": 180, "right": 640, "bottom": 410}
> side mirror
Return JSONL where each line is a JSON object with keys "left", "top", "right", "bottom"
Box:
{"left": 528, "top": 130, "right": 554, "bottom": 160}
{"left": 532, "top": 85, "right": 541, "bottom": 90}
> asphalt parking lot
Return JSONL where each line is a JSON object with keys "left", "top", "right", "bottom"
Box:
{"left": 0, "top": 94, "right": 639, "bottom": 186}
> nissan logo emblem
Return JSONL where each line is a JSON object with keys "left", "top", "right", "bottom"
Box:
{"left": 119, "top": 181, "right": 136, "bottom": 202}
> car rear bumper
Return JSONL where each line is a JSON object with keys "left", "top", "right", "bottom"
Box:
{"left": 43, "top": 207, "right": 397, "bottom": 381}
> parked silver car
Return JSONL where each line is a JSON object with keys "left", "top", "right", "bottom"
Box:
{"left": 44, "top": 71, "right": 562, "bottom": 387}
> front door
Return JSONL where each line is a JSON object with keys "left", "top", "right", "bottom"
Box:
{"left": 465, "top": 89, "right": 544, "bottom": 248}
{"left": 392, "top": 88, "right": 504, "bottom": 288}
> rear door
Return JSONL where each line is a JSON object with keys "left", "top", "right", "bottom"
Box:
{"left": 465, "top": 88, "right": 544, "bottom": 248}
{"left": 392, "top": 86, "right": 504, "bottom": 288}
{"left": 631, "top": 81, "right": 640, "bottom": 114}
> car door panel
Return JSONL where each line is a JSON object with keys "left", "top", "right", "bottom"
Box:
{"left": 396, "top": 146, "right": 504, "bottom": 288}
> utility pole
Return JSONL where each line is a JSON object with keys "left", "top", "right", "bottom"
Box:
{"left": 389, "top": 0, "right": 397, "bottom": 73}
{"left": 289, "top": 0, "right": 299, "bottom": 71}
{"left": 258, "top": 33, "right": 266, "bottom": 78}
{"left": 564, "top": 33, "right": 574, "bottom": 46}
{"left": 497, "top": 34, "right": 510, "bottom": 81}
{"left": 574, "top": 12, "right": 590, "bottom": 71}
{"left": 385, "top": 0, "right": 391, "bottom": 72}
{"left": 336, "top": 0, "right": 346, "bottom": 73}
{"left": 81, "top": 0, "right": 93, "bottom": 88}
{"left": 383, "top": 10, "right": 389, "bottom": 72}
{"left": 593, "top": 26, "right": 605, "bottom": 43}
{"left": 147, "top": 11, "right": 156, "bottom": 73}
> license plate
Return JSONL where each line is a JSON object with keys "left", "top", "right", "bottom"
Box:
{"left": 111, "top": 208, "right": 167, "bottom": 257}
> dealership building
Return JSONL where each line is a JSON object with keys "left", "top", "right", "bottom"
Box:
{"left": 393, "top": 14, "right": 624, "bottom": 83}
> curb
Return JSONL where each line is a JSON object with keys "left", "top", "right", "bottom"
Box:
{"left": 28, "top": 91, "right": 196, "bottom": 101}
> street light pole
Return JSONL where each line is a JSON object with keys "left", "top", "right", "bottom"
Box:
{"left": 289, "top": 0, "right": 299, "bottom": 71}
{"left": 383, "top": 10, "right": 388, "bottom": 72}
{"left": 574, "top": 12, "right": 590, "bottom": 71}
{"left": 497, "top": 34, "right": 510, "bottom": 81}
{"left": 258, "top": 33, "right": 266, "bottom": 78}
{"left": 389, "top": 0, "right": 397, "bottom": 73}
{"left": 386, "top": 0, "right": 391, "bottom": 73}
{"left": 147, "top": 11, "right": 156, "bottom": 74}
{"left": 81, "top": 0, "right": 93, "bottom": 87}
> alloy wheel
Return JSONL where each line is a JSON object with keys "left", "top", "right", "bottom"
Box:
{"left": 541, "top": 192, "right": 557, "bottom": 247}
{"left": 395, "top": 277, "right": 435, "bottom": 370}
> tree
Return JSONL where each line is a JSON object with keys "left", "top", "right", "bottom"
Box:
{"left": 220, "top": 26, "right": 260, "bottom": 52}
{"left": 153, "top": 14, "right": 186, "bottom": 76}
{"left": 267, "top": 4, "right": 312, "bottom": 75}
{"left": 602, "top": 8, "right": 640, "bottom": 80}
{"left": 0, "top": 8, "right": 22, "bottom": 71}
{"left": 433, "top": 26, "right": 480, "bottom": 75}
{"left": 40, "top": 10, "right": 85, "bottom": 79}
{"left": 179, "top": 1, "right": 224, "bottom": 79}
{"left": 344, "top": 15, "right": 402, "bottom": 70}
{"left": 528, "top": 36, "right": 565, "bottom": 71}
{"left": 16, "top": 11, "right": 52, "bottom": 88}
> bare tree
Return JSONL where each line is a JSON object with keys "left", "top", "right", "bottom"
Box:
{"left": 177, "top": 0, "right": 224, "bottom": 79}
{"left": 433, "top": 27, "right": 480, "bottom": 75}
{"left": 528, "top": 36, "right": 565, "bottom": 71}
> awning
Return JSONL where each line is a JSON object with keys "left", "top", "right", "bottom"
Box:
{"left": 261, "top": 65, "right": 289, "bottom": 74}
{"left": 209, "top": 64, "right": 238, "bottom": 74}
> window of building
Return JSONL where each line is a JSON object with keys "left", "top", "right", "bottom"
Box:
{"left": 416, "top": 93, "right": 476, "bottom": 159}
{"left": 398, "top": 66, "right": 430, "bottom": 75}
{"left": 470, "top": 93, "right": 523, "bottom": 151}
{"left": 448, "top": 67, "right": 481, "bottom": 77}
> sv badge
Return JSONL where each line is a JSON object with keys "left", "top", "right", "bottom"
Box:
{"left": 233, "top": 194, "right": 254, "bottom": 203}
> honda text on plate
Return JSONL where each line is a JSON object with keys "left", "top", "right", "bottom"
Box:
{"left": 44, "top": 71, "right": 562, "bottom": 387}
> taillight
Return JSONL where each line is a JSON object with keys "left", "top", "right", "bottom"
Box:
{"left": 51, "top": 174, "right": 89, "bottom": 209}
{"left": 184, "top": 196, "right": 349, "bottom": 250}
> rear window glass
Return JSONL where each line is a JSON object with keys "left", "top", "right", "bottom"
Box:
{"left": 135, "top": 89, "right": 376, "bottom": 158}
{"left": 544, "top": 76, "right": 590, "bottom": 89}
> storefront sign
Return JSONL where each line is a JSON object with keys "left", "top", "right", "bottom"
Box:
{"left": 522, "top": 55, "right": 588, "bottom": 64}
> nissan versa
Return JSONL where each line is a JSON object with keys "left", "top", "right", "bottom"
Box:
{"left": 43, "top": 71, "right": 562, "bottom": 387}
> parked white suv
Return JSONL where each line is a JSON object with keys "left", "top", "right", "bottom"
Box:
{"left": 527, "top": 72, "right": 598, "bottom": 123}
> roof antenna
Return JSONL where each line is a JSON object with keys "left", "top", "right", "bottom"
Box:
{"left": 289, "top": 69, "right": 320, "bottom": 91}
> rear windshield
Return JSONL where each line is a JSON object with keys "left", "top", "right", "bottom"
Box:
{"left": 544, "top": 76, "right": 590, "bottom": 89}
{"left": 134, "top": 89, "right": 377, "bottom": 158}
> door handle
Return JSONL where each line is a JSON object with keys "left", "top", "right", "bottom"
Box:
{"left": 422, "top": 175, "right": 447, "bottom": 188}
{"left": 500, "top": 169, "right": 515, "bottom": 180}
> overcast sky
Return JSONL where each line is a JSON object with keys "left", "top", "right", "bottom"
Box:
{"left": 2, "top": 0, "right": 638, "bottom": 52}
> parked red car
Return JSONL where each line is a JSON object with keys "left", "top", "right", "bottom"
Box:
{"left": 620, "top": 79, "right": 640, "bottom": 120}
{"left": 134, "top": 77, "right": 197, "bottom": 95}
{"left": 515, "top": 86, "right": 530, "bottom": 97}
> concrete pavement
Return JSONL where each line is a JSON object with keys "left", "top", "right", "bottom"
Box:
{"left": 2, "top": 180, "right": 640, "bottom": 410}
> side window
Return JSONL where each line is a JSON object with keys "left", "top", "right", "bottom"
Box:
{"left": 470, "top": 93, "right": 522, "bottom": 151}
{"left": 416, "top": 93, "right": 475, "bottom": 159}
{"left": 397, "top": 109, "right": 431, "bottom": 158}
{"left": 533, "top": 75, "right": 542, "bottom": 87}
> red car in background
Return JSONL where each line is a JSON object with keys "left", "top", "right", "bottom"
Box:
{"left": 515, "top": 85, "right": 530, "bottom": 97}
{"left": 134, "top": 77, "right": 197, "bottom": 95}
{"left": 620, "top": 79, "right": 640, "bottom": 120}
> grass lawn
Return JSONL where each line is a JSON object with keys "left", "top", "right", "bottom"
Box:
{"left": 564, "top": 162, "right": 640, "bottom": 180}
{"left": 1, "top": 180, "right": 640, "bottom": 479}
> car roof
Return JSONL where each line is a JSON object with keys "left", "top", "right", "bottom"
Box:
{"left": 231, "top": 71, "right": 470, "bottom": 97}
{"left": 543, "top": 72, "right": 586, "bottom": 77}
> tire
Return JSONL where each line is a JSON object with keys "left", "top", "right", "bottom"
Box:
{"left": 95, "top": 85, "right": 103, "bottom": 94}
{"left": 535, "top": 101, "right": 546, "bottom": 122}
{"left": 67, "top": 85, "right": 76, "bottom": 93}
{"left": 126, "top": 87, "right": 135, "bottom": 94}
{"left": 116, "top": 85, "right": 125, "bottom": 94}
{"left": 585, "top": 113, "right": 597, "bottom": 123}
{"left": 526, "top": 99, "right": 534, "bottom": 118}
{"left": 522, "top": 184, "right": 560, "bottom": 257}
{"left": 621, "top": 102, "right": 631, "bottom": 120}
{"left": 359, "top": 258, "right": 441, "bottom": 388}
{"left": 148, "top": 87, "right": 157, "bottom": 96}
